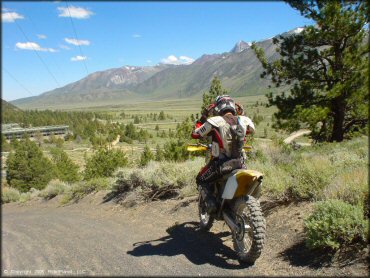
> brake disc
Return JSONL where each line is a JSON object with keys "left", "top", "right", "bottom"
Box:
{"left": 235, "top": 214, "right": 245, "bottom": 241}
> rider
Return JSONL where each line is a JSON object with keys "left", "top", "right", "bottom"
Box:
{"left": 191, "top": 95, "right": 255, "bottom": 213}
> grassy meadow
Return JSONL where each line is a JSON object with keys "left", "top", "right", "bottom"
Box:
{"left": 108, "top": 95, "right": 278, "bottom": 156}
{"left": 7, "top": 95, "right": 280, "bottom": 169}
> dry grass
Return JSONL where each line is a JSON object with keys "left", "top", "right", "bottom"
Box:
{"left": 2, "top": 187, "right": 21, "bottom": 203}
{"left": 111, "top": 157, "right": 203, "bottom": 201}
{"left": 60, "top": 177, "right": 112, "bottom": 205}
{"left": 247, "top": 137, "right": 368, "bottom": 206}
{"left": 39, "top": 179, "right": 70, "bottom": 200}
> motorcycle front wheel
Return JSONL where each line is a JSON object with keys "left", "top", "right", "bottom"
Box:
{"left": 231, "top": 195, "right": 266, "bottom": 264}
{"left": 198, "top": 193, "right": 214, "bottom": 231}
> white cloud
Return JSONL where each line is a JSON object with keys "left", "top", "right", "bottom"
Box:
{"left": 2, "top": 11, "right": 24, "bottom": 22}
{"left": 179, "top": 56, "right": 195, "bottom": 64}
{"left": 37, "top": 34, "right": 47, "bottom": 39}
{"left": 132, "top": 34, "right": 141, "bottom": 38}
{"left": 57, "top": 6, "right": 93, "bottom": 19}
{"left": 71, "top": 55, "right": 87, "bottom": 62}
{"left": 161, "top": 55, "right": 178, "bottom": 64}
{"left": 161, "top": 55, "right": 194, "bottom": 65}
{"left": 64, "top": 38, "right": 90, "bottom": 46}
{"left": 146, "top": 60, "right": 152, "bottom": 63}
{"left": 15, "top": 42, "right": 57, "bottom": 52}
{"left": 59, "top": 44, "right": 71, "bottom": 50}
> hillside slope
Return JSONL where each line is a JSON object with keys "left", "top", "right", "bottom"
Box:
{"left": 133, "top": 37, "right": 278, "bottom": 99}
{"left": 2, "top": 99, "right": 22, "bottom": 113}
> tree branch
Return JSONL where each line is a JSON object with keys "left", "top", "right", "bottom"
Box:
{"left": 343, "top": 118, "right": 368, "bottom": 133}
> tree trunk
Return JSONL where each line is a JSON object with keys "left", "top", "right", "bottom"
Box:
{"left": 330, "top": 99, "right": 345, "bottom": 142}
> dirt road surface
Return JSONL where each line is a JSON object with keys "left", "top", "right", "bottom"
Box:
{"left": 2, "top": 193, "right": 368, "bottom": 276}
{"left": 283, "top": 129, "right": 312, "bottom": 144}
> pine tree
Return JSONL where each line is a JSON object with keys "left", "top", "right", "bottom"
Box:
{"left": 155, "top": 144, "right": 164, "bottom": 161}
{"left": 201, "top": 76, "right": 228, "bottom": 113}
{"left": 134, "top": 115, "right": 141, "bottom": 124}
{"left": 252, "top": 1, "right": 369, "bottom": 142}
{"left": 6, "top": 139, "right": 55, "bottom": 192}
{"left": 50, "top": 147, "right": 80, "bottom": 183}
{"left": 139, "top": 145, "right": 155, "bottom": 166}
{"left": 159, "top": 111, "right": 165, "bottom": 120}
{"left": 176, "top": 117, "right": 193, "bottom": 139}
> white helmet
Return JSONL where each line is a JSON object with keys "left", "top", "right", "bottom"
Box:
{"left": 214, "top": 95, "right": 236, "bottom": 116}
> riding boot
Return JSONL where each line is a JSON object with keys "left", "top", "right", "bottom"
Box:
{"left": 219, "top": 158, "right": 243, "bottom": 174}
{"left": 199, "top": 183, "right": 217, "bottom": 214}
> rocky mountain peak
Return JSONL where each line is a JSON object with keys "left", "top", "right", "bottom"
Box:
{"left": 230, "top": 40, "right": 252, "bottom": 53}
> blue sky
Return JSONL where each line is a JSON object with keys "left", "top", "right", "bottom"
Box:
{"left": 2, "top": 1, "right": 313, "bottom": 101}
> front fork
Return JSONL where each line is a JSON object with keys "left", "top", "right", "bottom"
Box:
{"left": 199, "top": 183, "right": 245, "bottom": 236}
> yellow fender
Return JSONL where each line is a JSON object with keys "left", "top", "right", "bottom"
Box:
{"left": 234, "top": 170, "right": 263, "bottom": 198}
{"left": 222, "top": 169, "right": 263, "bottom": 199}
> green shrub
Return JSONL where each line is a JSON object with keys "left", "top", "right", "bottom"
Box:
{"left": 1, "top": 135, "right": 11, "bottom": 152}
{"left": 2, "top": 187, "right": 20, "bottom": 203}
{"left": 155, "top": 144, "right": 164, "bottom": 161}
{"left": 19, "top": 192, "right": 31, "bottom": 203}
{"left": 29, "top": 188, "right": 41, "bottom": 197}
{"left": 287, "top": 156, "right": 332, "bottom": 200}
{"left": 6, "top": 138, "right": 55, "bottom": 192}
{"left": 113, "top": 158, "right": 203, "bottom": 200}
{"left": 162, "top": 140, "right": 189, "bottom": 162}
{"left": 247, "top": 142, "right": 294, "bottom": 199}
{"left": 39, "top": 179, "right": 69, "bottom": 200}
{"left": 61, "top": 177, "right": 111, "bottom": 204}
{"left": 248, "top": 138, "right": 367, "bottom": 205}
{"left": 322, "top": 167, "right": 368, "bottom": 206}
{"left": 139, "top": 145, "right": 154, "bottom": 167}
{"left": 304, "top": 200, "right": 368, "bottom": 250}
{"left": 50, "top": 148, "right": 80, "bottom": 183}
{"left": 18, "top": 188, "right": 41, "bottom": 203}
{"left": 84, "top": 147, "right": 128, "bottom": 180}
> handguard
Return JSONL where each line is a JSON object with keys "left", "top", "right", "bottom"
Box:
{"left": 186, "top": 144, "right": 208, "bottom": 152}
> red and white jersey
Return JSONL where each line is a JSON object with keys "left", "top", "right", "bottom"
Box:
{"left": 192, "top": 115, "right": 255, "bottom": 158}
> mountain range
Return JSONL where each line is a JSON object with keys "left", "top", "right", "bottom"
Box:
{"left": 2, "top": 99, "right": 22, "bottom": 113}
{"left": 11, "top": 27, "right": 303, "bottom": 109}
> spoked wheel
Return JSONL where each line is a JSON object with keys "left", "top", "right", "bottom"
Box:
{"left": 198, "top": 193, "right": 214, "bottom": 231}
{"left": 232, "top": 196, "right": 266, "bottom": 264}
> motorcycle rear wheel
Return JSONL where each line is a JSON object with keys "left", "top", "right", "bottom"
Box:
{"left": 231, "top": 195, "right": 266, "bottom": 264}
{"left": 198, "top": 193, "right": 214, "bottom": 231}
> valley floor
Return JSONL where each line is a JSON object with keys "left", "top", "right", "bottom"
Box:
{"left": 2, "top": 192, "right": 368, "bottom": 276}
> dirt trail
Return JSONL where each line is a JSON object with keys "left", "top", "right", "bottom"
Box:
{"left": 2, "top": 193, "right": 367, "bottom": 276}
{"left": 111, "top": 135, "right": 120, "bottom": 146}
{"left": 283, "top": 129, "right": 312, "bottom": 144}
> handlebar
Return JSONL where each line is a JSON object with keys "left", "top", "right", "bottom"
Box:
{"left": 186, "top": 143, "right": 253, "bottom": 152}
{"left": 186, "top": 143, "right": 209, "bottom": 152}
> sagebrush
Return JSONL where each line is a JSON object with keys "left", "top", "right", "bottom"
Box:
{"left": 112, "top": 158, "right": 203, "bottom": 201}
{"left": 304, "top": 200, "right": 368, "bottom": 250}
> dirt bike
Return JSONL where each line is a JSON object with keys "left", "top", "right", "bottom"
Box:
{"left": 187, "top": 143, "right": 266, "bottom": 264}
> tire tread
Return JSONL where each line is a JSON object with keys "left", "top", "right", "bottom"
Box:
{"left": 232, "top": 196, "right": 266, "bottom": 264}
